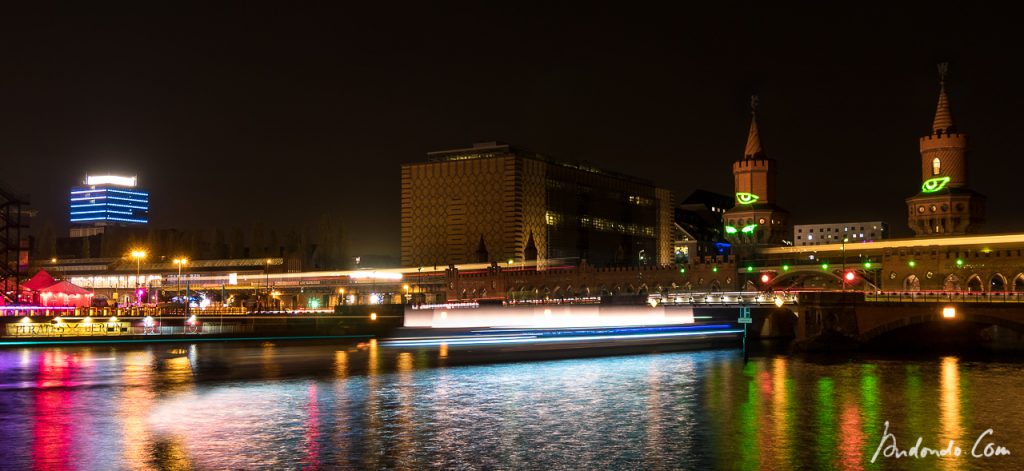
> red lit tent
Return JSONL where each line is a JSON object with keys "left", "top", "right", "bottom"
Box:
{"left": 37, "top": 280, "right": 94, "bottom": 307}
{"left": 22, "top": 270, "right": 57, "bottom": 291}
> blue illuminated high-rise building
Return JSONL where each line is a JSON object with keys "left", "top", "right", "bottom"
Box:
{"left": 69, "top": 174, "right": 149, "bottom": 237}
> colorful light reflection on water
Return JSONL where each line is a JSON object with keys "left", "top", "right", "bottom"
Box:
{"left": 0, "top": 343, "right": 1022, "bottom": 469}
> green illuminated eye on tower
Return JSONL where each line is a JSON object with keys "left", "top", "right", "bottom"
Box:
{"left": 741, "top": 224, "right": 757, "bottom": 234}
{"left": 736, "top": 192, "right": 760, "bottom": 204}
{"left": 725, "top": 225, "right": 738, "bottom": 234}
{"left": 921, "top": 176, "right": 951, "bottom": 193}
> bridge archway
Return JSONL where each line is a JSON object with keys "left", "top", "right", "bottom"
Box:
{"left": 903, "top": 274, "right": 921, "bottom": 291}
{"left": 760, "top": 309, "right": 798, "bottom": 338}
{"left": 708, "top": 280, "right": 721, "bottom": 292}
{"left": 944, "top": 274, "right": 961, "bottom": 291}
{"left": 767, "top": 269, "right": 875, "bottom": 291}
{"left": 1014, "top": 274, "right": 1024, "bottom": 292}
{"left": 990, "top": 273, "right": 1007, "bottom": 292}
{"left": 967, "top": 275, "right": 983, "bottom": 292}
{"left": 862, "top": 311, "right": 1024, "bottom": 344}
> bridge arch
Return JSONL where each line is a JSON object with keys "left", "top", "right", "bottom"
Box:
{"left": 861, "top": 311, "right": 1024, "bottom": 342}
{"left": 1014, "top": 274, "right": 1024, "bottom": 292}
{"left": 903, "top": 274, "right": 921, "bottom": 291}
{"left": 966, "top": 274, "right": 983, "bottom": 292}
{"left": 767, "top": 269, "right": 874, "bottom": 291}
{"left": 760, "top": 309, "right": 798, "bottom": 338}
{"left": 944, "top": 274, "right": 961, "bottom": 291}
{"left": 990, "top": 273, "right": 1007, "bottom": 292}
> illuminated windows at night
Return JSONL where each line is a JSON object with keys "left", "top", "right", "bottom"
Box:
{"left": 546, "top": 210, "right": 654, "bottom": 237}
{"left": 69, "top": 175, "right": 149, "bottom": 225}
{"left": 932, "top": 157, "right": 941, "bottom": 175}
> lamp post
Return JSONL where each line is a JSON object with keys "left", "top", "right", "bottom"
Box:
{"left": 265, "top": 258, "right": 272, "bottom": 311}
{"left": 841, "top": 236, "right": 848, "bottom": 291}
{"left": 131, "top": 250, "right": 147, "bottom": 305}
{"left": 174, "top": 258, "right": 188, "bottom": 312}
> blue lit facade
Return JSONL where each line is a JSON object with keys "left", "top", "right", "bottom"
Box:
{"left": 69, "top": 186, "right": 149, "bottom": 224}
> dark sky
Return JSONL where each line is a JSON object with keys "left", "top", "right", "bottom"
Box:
{"left": 3, "top": 3, "right": 1021, "bottom": 257}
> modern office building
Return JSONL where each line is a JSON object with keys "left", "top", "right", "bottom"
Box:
{"left": 69, "top": 175, "right": 149, "bottom": 237}
{"left": 401, "top": 142, "right": 673, "bottom": 267}
{"left": 793, "top": 221, "right": 889, "bottom": 246}
{"left": 673, "top": 189, "right": 732, "bottom": 263}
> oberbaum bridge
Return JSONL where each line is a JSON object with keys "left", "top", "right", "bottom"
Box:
{"left": 32, "top": 68, "right": 1024, "bottom": 348}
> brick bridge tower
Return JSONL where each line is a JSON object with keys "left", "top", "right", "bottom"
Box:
{"left": 906, "top": 63, "right": 985, "bottom": 236}
{"left": 723, "top": 96, "right": 790, "bottom": 246}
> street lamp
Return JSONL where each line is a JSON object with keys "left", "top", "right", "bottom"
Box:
{"left": 131, "top": 250, "right": 146, "bottom": 285}
{"left": 131, "top": 250, "right": 147, "bottom": 304}
{"left": 174, "top": 258, "right": 188, "bottom": 311}
{"left": 265, "top": 259, "right": 272, "bottom": 311}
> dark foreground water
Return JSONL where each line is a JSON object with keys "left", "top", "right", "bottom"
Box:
{"left": 1, "top": 340, "right": 1022, "bottom": 470}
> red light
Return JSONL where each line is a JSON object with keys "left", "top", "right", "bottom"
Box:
{"left": 844, "top": 271, "right": 856, "bottom": 281}
{"left": 760, "top": 274, "right": 770, "bottom": 283}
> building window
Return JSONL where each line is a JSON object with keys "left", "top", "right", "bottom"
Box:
{"left": 932, "top": 157, "right": 941, "bottom": 175}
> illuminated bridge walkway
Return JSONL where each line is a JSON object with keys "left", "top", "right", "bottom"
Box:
{"left": 650, "top": 290, "right": 1024, "bottom": 307}
{"left": 864, "top": 291, "right": 1024, "bottom": 303}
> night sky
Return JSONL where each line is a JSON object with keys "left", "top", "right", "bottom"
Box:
{"left": 3, "top": 3, "right": 1021, "bottom": 258}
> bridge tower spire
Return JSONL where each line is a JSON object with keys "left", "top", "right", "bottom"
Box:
{"left": 724, "top": 95, "right": 790, "bottom": 246}
{"left": 905, "top": 63, "right": 985, "bottom": 236}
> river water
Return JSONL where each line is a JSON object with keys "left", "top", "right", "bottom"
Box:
{"left": 1, "top": 340, "right": 1022, "bottom": 470}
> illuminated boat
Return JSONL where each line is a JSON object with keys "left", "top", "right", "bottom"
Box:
{"left": 381, "top": 300, "right": 743, "bottom": 354}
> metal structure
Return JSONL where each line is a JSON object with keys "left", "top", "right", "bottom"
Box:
{"left": 0, "top": 183, "right": 29, "bottom": 304}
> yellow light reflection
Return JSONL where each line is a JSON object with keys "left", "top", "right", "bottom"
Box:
{"left": 334, "top": 350, "right": 348, "bottom": 378}
{"left": 940, "top": 356, "right": 962, "bottom": 466}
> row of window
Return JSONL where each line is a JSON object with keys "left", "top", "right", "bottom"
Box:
{"left": 797, "top": 225, "right": 879, "bottom": 233}
{"left": 544, "top": 211, "right": 655, "bottom": 237}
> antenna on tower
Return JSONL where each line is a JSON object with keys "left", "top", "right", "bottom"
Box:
{"left": 937, "top": 62, "right": 949, "bottom": 84}
{"left": 750, "top": 94, "right": 759, "bottom": 114}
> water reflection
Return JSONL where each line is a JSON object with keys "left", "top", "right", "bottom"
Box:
{"left": 1, "top": 342, "right": 1023, "bottom": 469}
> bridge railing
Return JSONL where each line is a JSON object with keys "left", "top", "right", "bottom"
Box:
{"left": 865, "top": 291, "right": 1024, "bottom": 303}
